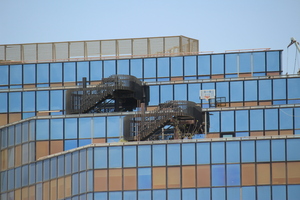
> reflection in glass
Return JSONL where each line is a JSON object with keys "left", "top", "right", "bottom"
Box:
{"left": 36, "top": 91, "right": 49, "bottom": 111}
{"left": 130, "top": 59, "right": 143, "bottom": 79}
{"left": 239, "top": 53, "right": 251, "bottom": 73}
{"left": 259, "top": 80, "right": 271, "bottom": 100}
{"left": 272, "top": 80, "right": 286, "bottom": 100}
{"left": 198, "top": 55, "right": 210, "bottom": 75}
{"left": 23, "top": 64, "right": 36, "bottom": 84}
{"left": 225, "top": 54, "right": 237, "bottom": 74}
{"left": 138, "top": 145, "right": 151, "bottom": 167}
{"left": 212, "top": 142, "right": 225, "bottom": 163}
{"left": 174, "top": 84, "right": 187, "bottom": 101}
{"left": 117, "top": 59, "right": 129, "bottom": 75}
{"left": 10, "top": 65, "right": 22, "bottom": 85}
{"left": 77, "top": 62, "right": 89, "bottom": 82}
{"left": 64, "top": 62, "right": 76, "bottom": 82}
{"left": 138, "top": 168, "right": 151, "bottom": 189}
{"left": 0, "top": 65, "right": 8, "bottom": 85}
{"left": 50, "top": 63, "right": 62, "bottom": 83}
{"left": 253, "top": 52, "right": 265, "bottom": 72}
{"left": 245, "top": 80, "right": 257, "bottom": 101}
{"left": 267, "top": 51, "right": 280, "bottom": 71}
{"left": 184, "top": 56, "right": 196, "bottom": 76}
{"left": 90, "top": 61, "right": 102, "bottom": 81}
{"left": 160, "top": 85, "right": 173, "bottom": 103}
{"left": 167, "top": 144, "right": 180, "bottom": 165}
{"left": 157, "top": 57, "right": 169, "bottom": 78}
{"left": 250, "top": 109, "right": 263, "bottom": 131}
{"left": 37, "top": 63, "right": 49, "bottom": 83}
{"left": 171, "top": 57, "right": 183, "bottom": 76}
{"left": 103, "top": 60, "right": 116, "bottom": 78}
{"left": 212, "top": 54, "right": 224, "bottom": 74}
{"left": 241, "top": 141, "right": 255, "bottom": 162}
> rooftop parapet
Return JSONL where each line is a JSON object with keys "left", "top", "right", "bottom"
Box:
{"left": 0, "top": 35, "right": 198, "bottom": 64}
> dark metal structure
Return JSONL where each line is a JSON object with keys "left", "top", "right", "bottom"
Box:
{"left": 124, "top": 101, "right": 203, "bottom": 141}
{"left": 66, "top": 75, "right": 148, "bottom": 114}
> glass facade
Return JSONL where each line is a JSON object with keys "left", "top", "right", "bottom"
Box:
{"left": 1, "top": 37, "right": 300, "bottom": 199}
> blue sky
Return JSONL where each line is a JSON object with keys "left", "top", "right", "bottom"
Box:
{"left": 1, "top": 0, "right": 300, "bottom": 73}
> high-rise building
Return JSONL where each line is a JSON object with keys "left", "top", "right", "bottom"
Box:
{"left": 0, "top": 36, "right": 300, "bottom": 200}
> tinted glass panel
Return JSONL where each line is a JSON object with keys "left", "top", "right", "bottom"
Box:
{"left": 10, "top": 65, "right": 22, "bottom": 85}
{"left": 225, "top": 54, "right": 237, "bottom": 73}
{"left": 253, "top": 52, "right": 265, "bottom": 72}
{"left": 50, "top": 90, "right": 63, "bottom": 110}
{"left": 259, "top": 80, "right": 271, "bottom": 100}
{"left": 144, "top": 58, "right": 156, "bottom": 78}
{"left": 288, "top": 78, "right": 300, "bottom": 99}
{"left": 211, "top": 142, "right": 225, "bottom": 163}
{"left": 90, "top": 61, "right": 102, "bottom": 81}
{"left": 280, "top": 108, "right": 293, "bottom": 129}
{"left": 37, "top": 63, "right": 49, "bottom": 83}
{"left": 250, "top": 109, "right": 263, "bottom": 131}
{"left": 245, "top": 80, "right": 257, "bottom": 101}
{"left": 212, "top": 54, "right": 224, "bottom": 74}
{"left": 212, "top": 165, "right": 225, "bottom": 186}
{"left": 36, "top": 91, "right": 49, "bottom": 111}
{"left": 256, "top": 140, "right": 270, "bottom": 162}
{"left": 184, "top": 56, "right": 196, "bottom": 76}
{"left": 103, "top": 60, "right": 116, "bottom": 78}
{"left": 50, "top": 63, "right": 62, "bottom": 82}
{"left": 94, "top": 147, "right": 107, "bottom": 168}
{"left": 117, "top": 59, "right": 129, "bottom": 75}
{"left": 182, "top": 143, "right": 195, "bottom": 165}
{"left": 171, "top": 57, "right": 183, "bottom": 76}
{"left": 235, "top": 110, "right": 248, "bottom": 131}
{"left": 227, "top": 164, "right": 240, "bottom": 186}
{"left": 130, "top": 59, "right": 143, "bottom": 79}
{"left": 77, "top": 62, "right": 89, "bottom": 82}
{"left": 265, "top": 109, "right": 278, "bottom": 130}
{"left": 138, "top": 145, "right": 151, "bottom": 167}
{"left": 167, "top": 144, "right": 180, "bottom": 165}
{"left": 209, "top": 111, "right": 220, "bottom": 132}
{"left": 23, "top": 92, "right": 35, "bottom": 112}
{"left": 241, "top": 141, "right": 255, "bottom": 162}
{"left": 267, "top": 51, "right": 280, "bottom": 71}
{"left": 153, "top": 145, "right": 166, "bottom": 166}
{"left": 9, "top": 92, "right": 21, "bottom": 112}
{"left": 123, "top": 146, "right": 136, "bottom": 167}
{"left": 221, "top": 111, "right": 234, "bottom": 132}
{"left": 0, "top": 65, "right": 8, "bottom": 85}
{"left": 188, "top": 83, "right": 200, "bottom": 103}
{"left": 109, "top": 146, "right": 122, "bottom": 168}
{"left": 287, "top": 139, "right": 300, "bottom": 161}
{"left": 273, "top": 79, "right": 286, "bottom": 99}
{"left": 107, "top": 116, "right": 120, "bottom": 137}
{"left": 23, "top": 64, "right": 36, "bottom": 84}
{"left": 226, "top": 141, "right": 240, "bottom": 163}
{"left": 230, "top": 81, "right": 243, "bottom": 102}
{"left": 174, "top": 84, "right": 187, "bottom": 101}
{"left": 239, "top": 53, "right": 251, "bottom": 73}
{"left": 64, "top": 62, "right": 76, "bottom": 82}
{"left": 149, "top": 86, "right": 159, "bottom": 105}
{"left": 160, "top": 85, "right": 173, "bottom": 103}
{"left": 157, "top": 57, "right": 169, "bottom": 78}
{"left": 138, "top": 168, "right": 151, "bottom": 189}
{"left": 198, "top": 55, "right": 210, "bottom": 75}
{"left": 65, "top": 118, "right": 78, "bottom": 139}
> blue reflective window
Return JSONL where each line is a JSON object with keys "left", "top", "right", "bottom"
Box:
{"left": 138, "top": 168, "right": 151, "bottom": 189}
{"left": 182, "top": 143, "right": 195, "bottom": 165}
{"left": 212, "top": 142, "right": 225, "bottom": 163}
{"left": 65, "top": 118, "right": 78, "bottom": 139}
{"left": 288, "top": 185, "right": 300, "bottom": 200}
{"left": 58, "top": 155, "right": 64, "bottom": 177}
{"left": 64, "top": 153, "right": 72, "bottom": 175}
{"left": 93, "top": 117, "right": 106, "bottom": 138}
{"left": 273, "top": 79, "right": 286, "bottom": 99}
{"left": 9, "top": 92, "right": 21, "bottom": 112}
{"left": 253, "top": 52, "right": 266, "bottom": 72}
{"left": 43, "top": 160, "right": 50, "bottom": 181}
{"left": 23, "top": 64, "right": 36, "bottom": 84}
{"left": 160, "top": 85, "right": 173, "bottom": 103}
{"left": 257, "top": 186, "right": 271, "bottom": 200}
{"left": 94, "top": 192, "right": 107, "bottom": 199}
{"left": 124, "top": 146, "right": 136, "bottom": 167}
{"left": 79, "top": 171, "right": 86, "bottom": 194}
{"left": 182, "top": 189, "right": 195, "bottom": 199}
{"left": 71, "top": 151, "right": 79, "bottom": 173}
{"left": 279, "top": 108, "right": 293, "bottom": 129}
{"left": 256, "top": 140, "right": 270, "bottom": 162}
{"left": 0, "top": 65, "right": 8, "bottom": 85}
{"left": 10, "top": 65, "right": 22, "bottom": 85}
{"left": 226, "top": 141, "right": 240, "bottom": 163}
{"left": 138, "top": 191, "right": 151, "bottom": 200}
{"left": 79, "top": 139, "right": 91, "bottom": 147}
{"left": 117, "top": 59, "right": 129, "bottom": 75}
{"left": 130, "top": 59, "right": 143, "bottom": 79}
{"left": 267, "top": 51, "right": 280, "bottom": 71}
{"left": 212, "top": 188, "right": 225, "bottom": 200}
{"left": 197, "top": 143, "right": 210, "bottom": 164}
{"left": 138, "top": 145, "right": 151, "bottom": 167}
{"left": 295, "top": 108, "right": 300, "bottom": 129}
{"left": 171, "top": 57, "right": 183, "bottom": 76}
{"left": 157, "top": 57, "right": 169, "bottom": 78}
{"left": 250, "top": 109, "right": 263, "bottom": 131}
{"left": 107, "top": 116, "right": 120, "bottom": 137}
{"left": 64, "top": 62, "right": 76, "bottom": 82}
{"left": 37, "top": 63, "right": 49, "bottom": 83}
{"left": 168, "top": 189, "right": 180, "bottom": 200}
{"left": 50, "top": 63, "right": 62, "bottom": 82}
{"left": 188, "top": 83, "right": 200, "bottom": 103}
{"left": 184, "top": 56, "right": 196, "bottom": 76}
{"left": 8, "top": 127, "right": 14, "bottom": 147}
{"left": 0, "top": 171, "right": 7, "bottom": 192}
{"left": 144, "top": 58, "right": 156, "bottom": 78}
{"left": 227, "top": 164, "right": 240, "bottom": 186}
{"left": 153, "top": 190, "right": 166, "bottom": 200}
{"left": 7, "top": 169, "right": 14, "bottom": 191}
{"left": 64, "top": 140, "right": 77, "bottom": 151}
{"left": 245, "top": 80, "right": 257, "bottom": 101}
{"left": 259, "top": 80, "right": 271, "bottom": 100}
{"left": 124, "top": 191, "right": 136, "bottom": 200}
{"left": 197, "top": 188, "right": 210, "bottom": 200}
{"left": 14, "top": 167, "right": 21, "bottom": 188}
{"left": 79, "top": 118, "right": 91, "bottom": 138}
{"left": 90, "top": 61, "right": 102, "bottom": 81}
{"left": 221, "top": 111, "right": 234, "bottom": 132}
{"left": 87, "top": 170, "right": 93, "bottom": 192}
{"left": 287, "top": 139, "right": 300, "bottom": 161}
{"left": 149, "top": 86, "right": 159, "bottom": 105}
{"left": 230, "top": 81, "right": 244, "bottom": 102}
{"left": 235, "top": 110, "right": 249, "bottom": 131}
{"left": 174, "top": 84, "right": 187, "bottom": 101}
{"left": 109, "top": 146, "right": 122, "bottom": 168}
{"left": 212, "top": 54, "right": 224, "bottom": 74}
{"left": 272, "top": 139, "right": 286, "bottom": 161}
{"left": 0, "top": 93, "right": 7, "bottom": 113}
{"left": 288, "top": 78, "right": 300, "bottom": 99}
{"left": 50, "top": 90, "right": 63, "bottom": 110}
{"left": 272, "top": 185, "right": 286, "bottom": 200}
{"left": 265, "top": 109, "right": 278, "bottom": 130}
{"left": 242, "top": 187, "right": 256, "bottom": 200}
{"left": 94, "top": 147, "right": 107, "bottom": 168}
{"left": 216, "top": 82, "right": 229, "bottom": 101}
{"left": 209, "top": 111, "right": 220, "bottom": 132}
{"left": 153, "top": 145, "right": 166, "bottom": 166}
{"left": 103, "top": 60, "right": 116, "bottom": 78}
{"left": 167, "top": 144, "right": 180, "bottom": 165}
{"left": 23, "top": 91, "right": 35, "bottom": 112}
{"left": 50, "top": 157, "right": 57, "bottom": 179}
{"left": 227, "top": 187, "right": 240, "bottom": 200}
{"left": 36, "top": 91, "right": 49, "bottom": 111}
{"left": 36, "top": 119, "right": 49, "bottom": 140}
{"left": 241, "top": 141, "right": 255, "bottom": 162}
{"left": 239, "top": 53, "right": 251, "bottom": 73}
{"left": 72, "top": 173, "right": 79, "bottom": 195}
{"left": 198, "top": 55, "right": 210, "bottom": 75}
{"left": 77, "top": 61, "right": 89, "bottom": 82}
{"left": 225, "top": 54, "right": 237, "bottom": 74}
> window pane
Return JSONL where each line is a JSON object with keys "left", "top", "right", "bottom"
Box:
{"left": 23, "top": 91, "right": 35, "bottom": 112}
{"left": 259, "top": 80, "right": 271, "bottom": 100}
{"left": 212, "top": 54, "right": 224, "bottom": 74}
{"left": 241, "top": 141, "right": 255, "bottom": 162}
{"left": 288, "top": 185, "right": 300, "bottom": 200}
{"left": 257, "top": 164, "right": 270, "bottom": 184}
{"left": 272, "top": 163, "right": 286, "bottom": 184}
{"left": 0, "top": 93, "right": 7, "bottom": 113}
{"left": 182, "top": 143, "right": 195, "bottom": 165}
{"left": 9, "top": 92, "right": 21, "bottom": 112}
{"left": 256, "top": 140, "right": 270, "bottom": 162}
{"left": 0, "top": 65, "right": 8, "bottom": 85}
{"left": 94, "top": 147, "right": 107, "bottom": 169}
{"left": 221, "top": 111, "right": 234, "bottom": 132}
{"left": 90, "top": 61, "right": 102, "bottom": 81}
{"left": 153, "top": 190, "right": 166, "bottom": 200}
{"left": 36, "top": 119, "right": 49, "bottom": 140}
{"left": 77, "top": 61, "right": 89, "bottom": 82}
{"left": 250, "top": 109, "right": 263, "bottom": 131}
{"left": 103, "top": 60, "right": 116, "bottom": 78}
{"left": 212, "top": 142, "right": 224, "bottom": 164}
{"left": 157, "top": 57, "right": 169, "bottom": 77}
{"left": 245, "top": 80, "right": 257, "bottom": 101}
{"left": 267, "top": 51, "right": 280, "bottom": 71}
{"left": 279, "top": 108, "right": 293, "bottom": 130}
{"left": 198, "top": 55, "right": 210, "bottom": 75}
{"left": 130, "top": 59, "right": 142, "bottom": 79}
{"left": 235, "top": 110, "right": 248, "bottom": 131}
{"left": 209, "top": 111, "right": 220, "bottom": 133}
{"left": 23, "top": 64, "right": 36, "bottom": 84}
{"left": 227, "top": 164, "right": 240, "bottom": 186}
{"left": 182, "top": 189, "right": 195, "bottom": 199}
{"left": 257, "top": 186, "right": 271, "bottom": 200}
{"left": 212, "top": 165, "right": 225, "bottom": 186}
{"left": 167, "top": 144, "right": 180, "bottom": 165}
{"left": 188, "top": 83, "right": 200, "bottom": 103}
{"left": 93, "top": 117, "right": 106, "bottom": 138}
{"left": 197, "top": 188, "right": 210, "bottom": 200}
{"left": 225, "top": 54, "right": 237, "bottom": 74}
{"left": 227, "top": 187, "right": 240, "bottom": 200}
{"left": 265, "top": 109, "right": 278, "bottom": 130}
{"left": 149, "top": 86, "right": 159, "bottom": 105}
{"left": 171, "top": 57, "right": 183, "bottom": 76}
{"left": 184, "top": 56, "right": 196, "bottom": 76}
{"left": 160, "top": 85, "right": 173, "bottom": 103}
{"left": 253, "top": 52, "right": 265, "bottom": 72}
{"left": 288, "top": 78, "right": 300, "bottom": 99}
{"left": 153, "top": 145, "right": 166, "bottom": 166}
{"left": 287, "top": 139, "right": 300, "bottom": 161}
{"left": 65, "top": 118, "right": 78, "bottom": 139}
{"left": 124, "top": 146, "right": 136, "bottom": 167}
{"left": 174, "top": 84, "right": 187, "bottom": 100}
{"left": 138, "top": 145, "right": 151, "bottom": 167}
{"left": 36, "top": 91, "right": 49, "bottom": 111}
{"left": 138, "top": 168, "right": 151, "bottom": 189}
{"left": 109, "top": 146, "right": 122, "bottom": 168}
{"left": 226, "top": 141, "right": 240, "bottom": 163}
{"left": 117, "top": 59, "right": 129, "bottom": 75}
{"left": 144, "top": 58, "right": 156, "bottom": 78}
{"left": 273, "top": 79, "right": 286, "bottom": 99}
{"left": 50, "top": 90, "right": 63, "bottom": 110}
{"left": 197, "top": 143, "right": 210, "bottom": 164}
{"left": 37, "top": 63, "right": 49, "bottom": 83}
{"left": 79, "top": 118, "right": 91, "bottom": 138}
{"left": 64, "top": 62, "right": 76, "bottom": 82}
{"left": 212, "top": 188, "right": 225, "bottom": 200}
{"left": 241, "top": 164, "right": 255, "bottom": 185}
{"left": 230, "top": 81, "right": 243, "bottom": 102}
{"left": 239, "top": 53, "right": 251, "bottom": 73}
{"left": 216, "top": 82, "right": 229, "bottom": 101}
{"left": 10, "top": 65, "right": 22, "bottom": 85}
{"left": 50, "top": 63, "right": 62, "bottom": 82}
{"left": 107, "top": 116, "right": 120, "bottom": 137}
{"left": 271, "top": 139, "right": 286, "bottom": 161}
{"left": 152, "top": 167, "right": 166, "bottom": 189}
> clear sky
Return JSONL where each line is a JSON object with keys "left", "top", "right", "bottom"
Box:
{"left": 1, "top": 0, "right": 300, "bottom": 73}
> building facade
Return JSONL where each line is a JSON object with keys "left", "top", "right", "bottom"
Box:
{"left": 0, "top": 36, "right": 300, "bottom": 200}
